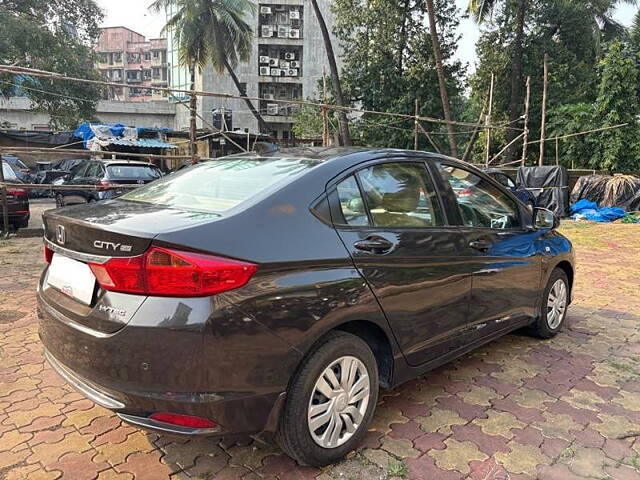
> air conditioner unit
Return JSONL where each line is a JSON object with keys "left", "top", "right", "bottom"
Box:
{"left": 259, "top": 66, "right": 270, "bottom": 76}
{"left": 259, "top": 56, "right": 270, "bottom": 64}
{"left": 270, "top": 68, "right": 281, "bottom": 76}
{"left": 267, "top": 103, "right": 279, "bottom": 115}
{"left": 261, "top": 26, "right": 273, "bottom": 37}
{"left": 278, "top": 26, "right": 289, "bottom": 38}
{"left": 289, "top": 29, "right": 300, "bottom": 39}
{"left": 289, "top": 10, "right": 300, "bottom": 19}
{"left": 290, "top": 60, "right": 300, "bottom": 68}
{"left": 269, "top": 58, "right": 279, "bottom": 66}
{"left": 284, "top": 52, "right": 295, "bottom": 60}
{"left": 260, "top": 6, "right": 272, "bottom": 14}
{"left": 264, "top": 93, "right": 275, "bottom": 100}
{"left": 288, "top": 69, "right": 298, "bottom": 77}
{"left": 279, "top": 60, "right": 289, "bottom": 68}
{"left": 279, "top": 105, "right": 290, "bottom": 115}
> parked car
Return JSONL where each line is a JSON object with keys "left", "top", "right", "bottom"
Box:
{"left": 1, "top": 155, "right": 32, "bottom": 183}
{"left": 38, "top": 149, "right": 574, "bottom": 467}
{"left": 53, "top": 160, "right": 163, "bottom": 207}
{"left": 484, "top": 168, "right": 536, "bottom": 208}
{"left": 1, "top": 161, "right": 30, "bottom": 231}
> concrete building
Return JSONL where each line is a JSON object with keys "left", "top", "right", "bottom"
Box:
{"left": 96, "top": 27, "right": 169, "bottom": 102}
{"left": 0, "top": 97, "right": 176, "bottom": 131}
{"left": 167, "top": 0, "right": 340, "bottom": 139}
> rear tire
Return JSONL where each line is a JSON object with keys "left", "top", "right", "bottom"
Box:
{"left": 530, "top": 268, "right": 569, "bottom": 339}
{"left": 276, "top": 331, "right": 379, "bottom": 467}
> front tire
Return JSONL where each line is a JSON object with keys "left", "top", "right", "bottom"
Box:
{"left": 530, "top": 268, "right": 569, "bottom": 339}
{"left": 276, "top": 331, "right": 379, "bottom": 467}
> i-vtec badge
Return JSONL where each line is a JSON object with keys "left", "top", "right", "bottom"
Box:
{"left": 98, "top": 304, "right": 126, "bottom": 317}
{"left": 93, "top": 240, "right": 133, "bottom": 252}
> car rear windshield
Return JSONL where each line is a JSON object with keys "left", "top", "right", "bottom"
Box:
{"left": 121, "top": 158, "right": 313, "bottom": 213}
{"left": 106, "top": 165, "right": 161, "bottom": 180}
{"left": 2, "top": 162, "right": 18, "bottom": 181}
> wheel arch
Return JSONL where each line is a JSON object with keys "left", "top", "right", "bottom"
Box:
{"left": 554, "top": 260, "right": 574, "bottom": 300}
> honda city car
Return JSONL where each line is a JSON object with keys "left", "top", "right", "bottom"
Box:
{"left": 38, "top": 148, "right": 574, "bottom": 466}
{"left": 1, "top": 160, "right": 30, "bottom": 231}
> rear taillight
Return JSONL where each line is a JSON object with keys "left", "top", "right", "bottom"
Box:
{"left": 97, "top": 180, "right": 113, "bottom": 192}
{"left": 149, "top": 412, "right": 217, "bottom": 429}
{"left": 44, "top": 245, "right": 54, "bottom": 264}
{"left": 88, "top": 247, "right": 257, "bottom": 297}
{"left": 7, "top": 188, "right": 27, "bottom": 198}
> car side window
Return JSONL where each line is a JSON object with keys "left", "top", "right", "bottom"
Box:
{"left": 69, "top": 163, "right": 88, "bottom": 179}
{"left": 438, "top": 164, "right": 520, "bottom": 230}
{"left": 335, "top": 175, "right": 369, "bottom": 227}
{"left": 357, "top": 162, "right": 444, "bottom": 228}
{"left": 85, "top": 163, "right": 103, "bottom": 178}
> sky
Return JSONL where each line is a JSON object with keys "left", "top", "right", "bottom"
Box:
{"left": 98, "top": 0, "right": 637, "bottom": 73}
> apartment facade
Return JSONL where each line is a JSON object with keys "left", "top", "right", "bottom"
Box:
{"left": 167, "top": 0, "right": 340, "bottom": 139}
{"left": 96, "top": 27, "right": 169, "bottom": 103}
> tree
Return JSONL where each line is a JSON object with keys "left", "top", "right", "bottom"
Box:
{"left": 309, "top": 0, "right": 351, "bottom": 146}
{"left": 152, "top": 0, "right": 267, "bottom": 133}
{"left": 0, "top": 0, "right": 104, "bottom": 129}
{"left": 589, "top": 41, "right": 640, "bottom": 172}
{"left": 332, "top": 0, "right": 466, "bottom": 151}
{"left": 469, "top": 0, "right": 528, "bottom": 163}
{"left": 425, "top": 0, "right": 458, "bottom": 157}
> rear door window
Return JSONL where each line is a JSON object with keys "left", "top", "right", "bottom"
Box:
{"left": 357, "top": 162, "right": 444, "bottom": 228}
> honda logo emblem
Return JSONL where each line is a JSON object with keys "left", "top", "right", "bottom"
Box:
{"left": 56, "top": 225, "right": 66, "bottom": 245}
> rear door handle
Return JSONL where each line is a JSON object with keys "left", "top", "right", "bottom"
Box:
{"left": 469, "top": 240, "right": 492, "bottom": 253}
{"left": 354, "top": 236, "right": 394, "bottom": 254}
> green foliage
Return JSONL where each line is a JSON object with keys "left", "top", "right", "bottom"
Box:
{"left": 332, "top": 0, "right": 467, "bottom": 151}
{"left": 547, "top": 103, "right": 596, "bottom": 168}
{"left": 468, "top": 0, "right": 636, "bottom": 165}
{"left": 292, "top": 103, "right": 329, "bottom": 138}
{"left": 0, "top": 0, "right": 104, "bottom": 130}
{"left": 589, "top": 41, "right": 640, "bottom": 172}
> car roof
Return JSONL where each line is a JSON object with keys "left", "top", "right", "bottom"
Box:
{"left": 100, "top": 160, "right": 157, "bottom": 167}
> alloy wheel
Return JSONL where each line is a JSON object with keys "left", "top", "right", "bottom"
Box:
{"left": 547, "top": 279, "right": 567, "bottom": 329}
{"left": 307, "top": 356, "right": 370, "bottom": 448}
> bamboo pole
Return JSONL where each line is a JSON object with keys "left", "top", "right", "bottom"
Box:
{"left": 462, "top": 101, "right": 487, "bottom": 163}
{"left": 418, "top": 123, "right": 441, "bottom": 153}
{"left": 414, "top": 99, "right": 419, "bottom": 151}
{"left": 485, "top": 73, "right": 495, "bottom": 168}
{"left": 539, "top": 54, "right": 549, "bottom": 166}
{"left": 555, "top": 137, "right": 559, "bottom": 166}
{"left": 521, "top": 76, "right": 531, "bottom": 166}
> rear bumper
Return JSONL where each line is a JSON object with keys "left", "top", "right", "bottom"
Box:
{"left": 37, "top": 283, "right": 292, "bottom": 438}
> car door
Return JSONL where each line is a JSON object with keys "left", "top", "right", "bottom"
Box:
{"left": 433, "top": 161, "right": 542, "bottom": 336}
{"left": 61, "top": 162, "right": 90, "bottom": 204}
{"left": 330, "top": 159, "right": 475, "bottom": 367}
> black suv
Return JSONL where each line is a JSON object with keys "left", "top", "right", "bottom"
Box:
{"left": 39, "top": 149, "right": 574, "bottom": 466}
{"left": 54, "top": 160, "right": 162, "bottom": 207}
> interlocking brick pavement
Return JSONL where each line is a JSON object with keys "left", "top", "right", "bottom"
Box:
{"left": 1, "top": 223, "right": 640, "bottom": 479}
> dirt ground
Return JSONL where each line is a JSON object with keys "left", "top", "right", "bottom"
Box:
{"left": 1, "top": 222, "right": 640, "bottom": 480}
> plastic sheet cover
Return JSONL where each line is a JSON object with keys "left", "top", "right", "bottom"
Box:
{"left": 516, "top": 166, "right": 569, "bottom": 217}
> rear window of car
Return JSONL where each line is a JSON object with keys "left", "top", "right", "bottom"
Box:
{"left": 121, "top": 158, "right": 313, "bottom": 213}
{"left": 106, "top": 165, "right": 162, "bottom": 180}
{"left": 2, "top": 162, "right": 18, "bottom": 181}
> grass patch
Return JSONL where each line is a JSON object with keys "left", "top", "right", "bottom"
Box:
{"left": 387, "top": 460, "right": 408, "bottom": 478}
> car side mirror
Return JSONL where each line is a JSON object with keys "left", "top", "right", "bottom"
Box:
{"left": 534, "top": 207, "right": 559, "bottom": 230}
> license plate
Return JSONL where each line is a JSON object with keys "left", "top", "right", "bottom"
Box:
{"left": 47, "top": 254, "right": 96, "bottom": 305}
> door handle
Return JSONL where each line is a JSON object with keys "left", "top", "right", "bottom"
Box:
{"left": 469, "top": 240, "right": 492, "bottom": 253}
{"left": 354, "top": 236, "right": 394, "bottom": 254}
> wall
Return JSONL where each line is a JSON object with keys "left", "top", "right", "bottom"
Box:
{"left": 0, "top": 98, "right": 177, "bottom": 130}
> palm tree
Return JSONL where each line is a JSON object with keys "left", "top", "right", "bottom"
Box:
{"left": 151, "top": 0, "right": 267, "bottom": 133}
{"left": 425, "top": 0, "right": 458, "bottom": 158}
{"left": 309, "top": 0, "right": 351, "bottom": 146}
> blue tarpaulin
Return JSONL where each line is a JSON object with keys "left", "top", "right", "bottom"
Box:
{"left": 73, "top": 123, "right": 127, "bottom": 147}
{"left": 571, "top": 199, "right": 626, "bottom": 223}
